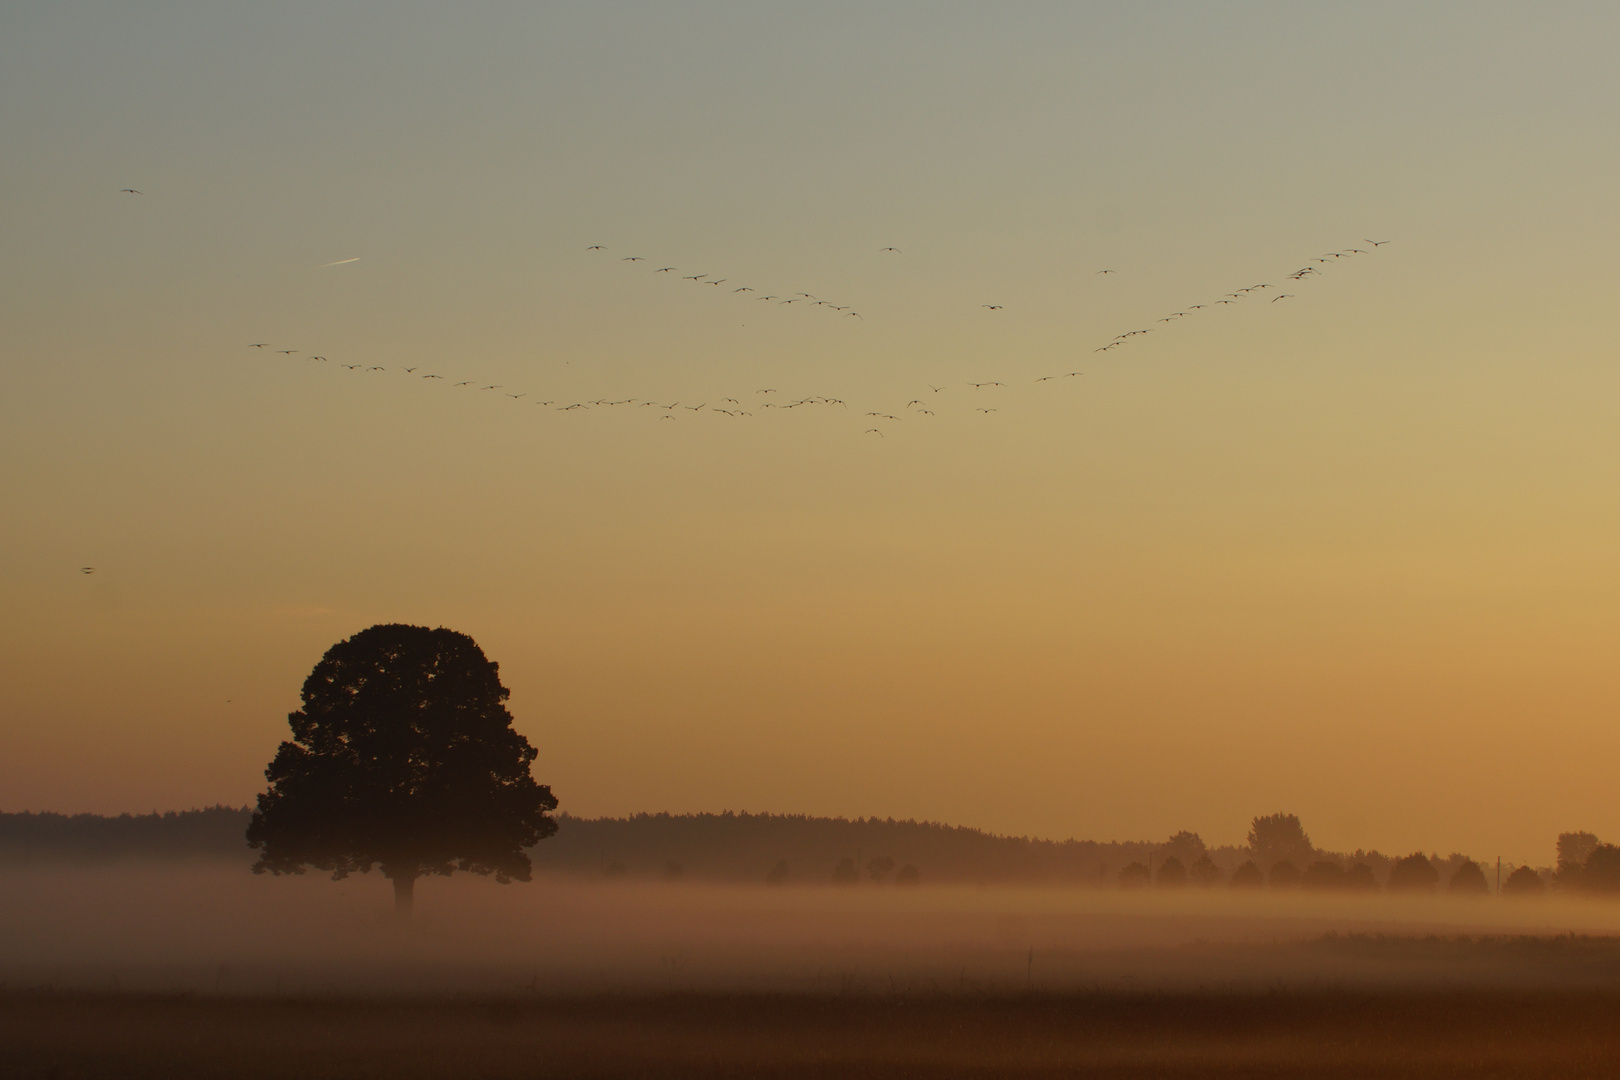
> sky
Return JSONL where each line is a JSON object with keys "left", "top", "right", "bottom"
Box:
{"left": 2, "top": 1, "right": 1619, "bottom": 864}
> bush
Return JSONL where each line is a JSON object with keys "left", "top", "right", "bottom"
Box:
{"left": 1501, "top": 865, "right": 1545, "bottom": 896}
{"left": 1585, "top": 845, "right": 1620, "bottom": 895}
{"left": 894, "top": 864, "right": 920, "bottom": 886}
{"left": 1447, "top": 860, "right": 1489, "bottom": 894}
{"left": 1155, "top": 856, "right": 1187, "bottom": 888}
{"left": 1189, "top": 854, "right": 1223, "bottom": 886}
{"left": 832, "top": 857, "right": 859, "bottom": 885}
{"left": 1344, "top": 862, "right": 1379, "bottom": 891}
{"left": 1387, "top": 853, "right": 1440, "bottom": 892}
{"left": 1301, "top": 860, "right": 1345, "bottom": 890}
{"left": 1118, "top": 861, "right": 1151, "bottom": 888}
{"left": 866, "top": 855, "right": 896, "bottom": 883}
{"left": 1268, "top": 861, "right": 1301, "bottom": 890}
{"left": 1229, "top": 860, "right": 1264, "bottom": 889}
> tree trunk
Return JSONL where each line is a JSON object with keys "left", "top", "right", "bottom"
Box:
{"left": 393, "top": 872, "right": 416, "bottom": 916}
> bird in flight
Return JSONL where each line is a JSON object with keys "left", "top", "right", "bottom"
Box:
{"left": 1035, "top": 376, "right": 1056, "bottom": 382}
{"left": 80, "top": 567, "right": 95, "bottom": 574}
{"left": 880, "top": 247, "right": 901, "bottom": 253}
{"left": 1096, "top": 269, "right": 1116, "bottom": 275}
{"left": 249, "top": 343, "right": 269, "bottom": 348}
{"left": 1365, "top": 239, "right": 1389, "bottom": 246}
{"left": 586, "top": 245, "right": 604, "bottom": 250}
{"left": 734, "top": 287, "right": 753, "bottom": 292}
{"left": 402, "top": 367, "right": 417, "bottom": 373}
{"left": 683, "top": 274, "right": 707, "bottom": 281}
{"left": 655, "top": 267, "right": 676, "bottom": 272}
{"left": 865, "top": 429, "right": 884, "bottom": 437}
{"left": 622, "top": 256, "right": 644, "bottom": 261}
{"left": 422, "top": 374, "right": 443, "bottom": 379}
{"left": 969, "top": 382, "right": 1005, "bottom": 388}
{"left": 276, "top": 349, "right": 297, "bottom": 354}
{"left": 342, "top": 364, "right": 363, "bottom": 370}
{"left": 976, "top": 408, "right": 997, "bottom": 413}
{"left": 982, "top": 305, "right": 1003, "bottom": 310}
{"left": 454, "top": 381, "right": 474, "bottom": 386}
{"left": 119, "top": 189, "right": 142, "bottom": 194}
{"left": 481, "top": 384, "right": 501, "bottom": 390}
{"left": 1271, "top": 294, "right": 1294, "bottom": 302}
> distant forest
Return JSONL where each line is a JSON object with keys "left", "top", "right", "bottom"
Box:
{"left": 5, "top": 806, "right": 1602, "bottom": 894}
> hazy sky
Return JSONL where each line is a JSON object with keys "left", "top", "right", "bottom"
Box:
{"left": 3, "top": 2, "right": 1618, "bottom": 863}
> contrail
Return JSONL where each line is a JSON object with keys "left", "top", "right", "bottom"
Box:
{"left": 320, "top": 257, "right": 361, "bottom": 267}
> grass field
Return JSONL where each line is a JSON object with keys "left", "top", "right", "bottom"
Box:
{"left": 5, "top": 987, "right": 1620, "bottom": 1078}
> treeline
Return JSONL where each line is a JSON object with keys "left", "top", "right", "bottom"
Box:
{"left": 4, "top": 807, "right": 1615, "bottom": 898}
{"left": 0, "top": 806, "right": 254, "bottom": 864}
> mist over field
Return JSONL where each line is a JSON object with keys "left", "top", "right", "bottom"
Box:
{"left": 6, "top": 864, "right": 1620, "bottom": 997}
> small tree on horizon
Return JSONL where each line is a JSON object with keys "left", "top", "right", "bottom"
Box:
{"left": 1229, "top": 860, "right": 1264, "bottom": 889}
{"left": 1387, "top": 852, "right": 1440, "bottom": 892}
{"left": 1447, "top": 859, "right": 1490, "bottom": 895}
{"left": 246, "top": 624, "right": 558, "bottom": 914}
{"left": 1189, "top": 853, "right": 1223, "bottom": 886}
{"left": 1501, "top": 865, "right": 1546, "bottom": 896}
{"left": 1248, "top": 813, "right": 1314, "bottom": 869}
{"left": 1155, "top": 856, "right": 1187, "bottom": 888}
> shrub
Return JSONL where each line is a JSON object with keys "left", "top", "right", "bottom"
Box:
{"left": 895, "top": 864, "right": 920, "bottom": 886}
{"left": 1118, "top": 861, "right": 1151, "bottom": 888}
{"left": 1584, "top": 844, "right": 1620, "bottom": 895}
{"left": 1344, "top": 862, "right": 1379, "bottom": 891}
{"left": 1301, "top": 860, "right": 1346, "bottom": 891}
{"left": 1229, "top": 860, "right": 1264, "bottom": 889}
{"left": 1387, "top": 853, "right": 1440, "bottom": 892}
{"left": 1189, "top": 854, "right": 1223, "bottom": 886}
{"left": 1268, "top": 861, "right": 1302, "bottom": 890}
{"left": 1501, "top": 865, "right": 1546, "bottom": 896}
{"left": 1447, "top": 860, "right": 1489, "bottom": 895}
{"left": 1155, "top": 856, "right": 1187, "bottom": 888}
{"left": 832, "top": 857, "right": 859, "bottom": 885}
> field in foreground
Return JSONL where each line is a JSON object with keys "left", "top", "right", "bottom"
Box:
{"left": 5, "top": 988, "right": 1620, "bottom": 1079}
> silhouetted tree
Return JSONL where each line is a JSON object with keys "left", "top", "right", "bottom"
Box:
{"left": 1189, "top": 853, "right": 1223, "bottom": 886}
{"left": 867, "top": 855, "right": 896, "bottom": 883}
{"left": 1268, "top": 860, "right": 1301, "bottom": 890}
{"left": 1501, "top": 865, "right": 1546, "bottom": 896}
{"left": 1301, "top": 860, "right": 1346, "bottom": 891}
{"left": 832, "top": 856, "right": 859, "bottom": 884}
{"left": 1155, "top": 856, "right": 1187, "bottom": 888}
{"left": 1118, "top": 861, "right": 1151, "bottom": 888}
{"left": 1584, "top": 844, "right": 1620, "bottom": 895}
{"left": 1387, "top": 852, "right": 1440, "bottom": 892}
{"left": 1248, "top": 813, "right": 1314, "bottom": 870}
{"left": 895, "top": 864, "right": 920, "bottom": 886}
{"left": 1162, "top": 831, "right": 1207, "bottom": 865}
{"left": 246, "top": 624, "right": 557, "bottom": 913}
{"left": 1447, "top": 859, "right": 1489, "bottom": 894}
{"left": 1229, "top": 860, "right": 1264, "bottom": 889}
{"left": 1556, "top": 832, "right": 1599, "bottom": 891}
{"left": 1344, "top": 862, "right": 1379, "bottom": 891}
{"left": 765, "top": 859, "right": 789, "bottom": 886}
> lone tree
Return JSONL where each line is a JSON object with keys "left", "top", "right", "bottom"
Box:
{"left": 246, "top": 624, "right": 558, "bottom": 913}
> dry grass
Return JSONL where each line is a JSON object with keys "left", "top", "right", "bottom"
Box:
{"left": 5, "top": 988, "right": 1620, "bottom": 1079}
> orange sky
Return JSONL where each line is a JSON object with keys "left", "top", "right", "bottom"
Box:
{"left": 3, "top": 3, "right": 1618, "bottom": 864}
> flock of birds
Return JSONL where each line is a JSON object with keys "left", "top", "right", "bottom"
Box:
{"left": 244, "top": 237, "right": 1385, "bottom": 439}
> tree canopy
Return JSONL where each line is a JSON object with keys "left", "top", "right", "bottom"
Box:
{"left": 246, "top": 624, "right": 557, "bottom": 911}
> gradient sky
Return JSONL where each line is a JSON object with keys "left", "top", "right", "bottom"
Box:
{"left": 3, "top": 2, "right": 1619, "bottom": 864}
